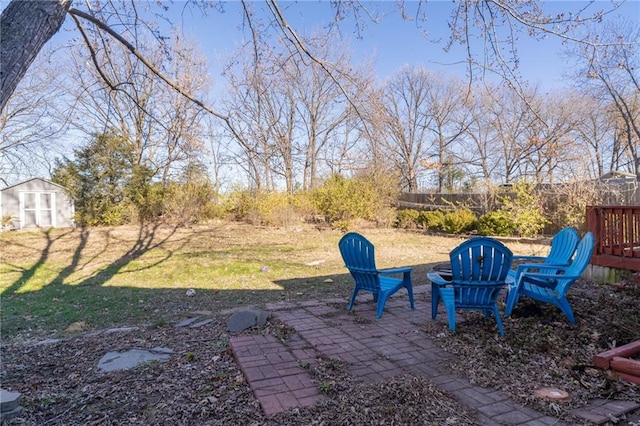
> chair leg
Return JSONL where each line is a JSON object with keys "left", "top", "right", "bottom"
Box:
{"left": 505, "top": 288, "right": 519, "bottom": 316}
{"left": 406, "top": 285, "right": 415, "bottom": 310}
{"left": 375, "top": 295, "right": 389, "bottom": 318}
{"left": 431, "top": 283, "right": 440, "bottom": 319}
{"left": 403, "top": 272, "right": 415, "bottom": 310}
{"left": 447, "top": 308, "right": 456, "bottom": 333}
{"left": 438, "top": 288, "right": 456, "bottom": 333}
{"left": 493, "top": 306, "right": 505, "bottom": 337}
{"left": 347, "top": 288, "right": 359, "bottom": 311}
{"left": 558, "top": 297, "right": 576, "bottom": 324}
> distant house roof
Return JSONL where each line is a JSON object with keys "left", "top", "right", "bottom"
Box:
{"left": 0, "top": 177, "right": 69, "bottom": 192}
{"left": 598, "top": 171, "right": 638, "bottom": 183}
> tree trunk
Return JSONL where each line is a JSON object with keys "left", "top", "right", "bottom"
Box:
{"left": 0, "top": 0, "right": 71, "bottom": 111}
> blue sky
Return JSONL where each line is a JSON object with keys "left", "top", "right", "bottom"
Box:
{"left": 165, "top": 0, "right": 640, "bottom": 92}
{"left": 2, "top": 0, "right": 634, "bottom": 92}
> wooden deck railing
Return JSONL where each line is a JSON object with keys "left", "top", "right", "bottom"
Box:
{"left": 586, "top": 205, "right": 640, "bottom": 271}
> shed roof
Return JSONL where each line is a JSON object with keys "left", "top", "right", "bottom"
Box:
{"left": 1, "top": 177, "right": 70, "bottom": 192}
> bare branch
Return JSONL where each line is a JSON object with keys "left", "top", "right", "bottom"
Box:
{"left": 67, "top": 6, "right": 250, "bottom": 146}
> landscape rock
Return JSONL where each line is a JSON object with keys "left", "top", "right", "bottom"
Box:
{"left": 97, "top": 347, "right": 173, "bottom": 372}
{"left": 190, "top": 318, "right": 215, "bottom": 328}
{"left": 176, "top": 317, "right": 200, "bottom": 327}
{"left": 227, "top": 307, "right": 271, "bottom": 333}
{"left": 0, "top": 388, "right": 21, "bottom": 412}
{"left": 0, "top": 388, "right": 23, "bottom": 423}
{"left": 533, "top": 387, "right": 570, "bottom": 401}
{"left": 0, "top": 406, "right": 22, "bottom": 422}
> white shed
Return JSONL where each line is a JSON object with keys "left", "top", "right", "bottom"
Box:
{"left": 0, "top": 178, "right": 75, "bottom": 229}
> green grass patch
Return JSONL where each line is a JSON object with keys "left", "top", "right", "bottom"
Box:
{"left": 0, "top": 223, "right": 367, "bottom": 340}
{"left": 1, "top": 222, "right": 535, "bottom": 341}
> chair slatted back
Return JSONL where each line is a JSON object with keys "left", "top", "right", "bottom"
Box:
{"left": 544, "top": 227, "right": 580, "bottom": 266}
{"left": 451, "top": 237, "right": 513, "bottom": 285}
{"left": 449, "top": 237, "right": 513, "bottom": 307}
{"left": 554, "top": 232, "right": 594, "bottom": 295}
{"left": 339, "top": 232, "right": 380, "bottom": 294}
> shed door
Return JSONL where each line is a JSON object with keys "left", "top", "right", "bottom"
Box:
{"left": 20, "top": 192, "right": 56, "bottom": 228}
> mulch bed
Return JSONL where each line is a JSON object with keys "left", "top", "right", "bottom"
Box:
{"left": 1, "top": 279, "right": 638, "bottom": 425}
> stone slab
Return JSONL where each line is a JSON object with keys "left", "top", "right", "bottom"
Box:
{"left": 98, "top": 348, "right": 172, "bottom": 372}
{"left": 0, "top": 389, "right": 21, "bottom": 412}
{"left": 176, "top": 317, "right": 200, "bottom": 327}
{"left": 0, "top": 405, "right": 22, "bottom": 422}
{"left": 190, "top": 318, "right": 215, "bottom": 328}
{"left": 227, "top": 308, "right": 270, "bottom": 333}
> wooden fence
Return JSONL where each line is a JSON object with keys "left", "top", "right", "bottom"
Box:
{"left": 400, "top": 182, "right": 640, "bottom": 216}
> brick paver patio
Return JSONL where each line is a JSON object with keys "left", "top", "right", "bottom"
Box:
{"left": 229, "top": 285, "right": 640, "bottom": 424}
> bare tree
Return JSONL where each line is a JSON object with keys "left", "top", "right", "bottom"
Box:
{"left": 519, "top": 93, "right": 578, "bottom": 184}
{"left": 0, "top": 51, "right": 69, "bottom": 184}
{"left": 224, "top": 59, "right": 280, "bottom": 191}
{"left": 569, "top": 93, "right": 617, "bottom": 179}
{"left": 484, "top": 86, "right": 540, "bottom": 184}
{"left": 568, "top": 17, "right": 640, "bottom": 177}
{"left": 425, "top": 75, "right": 473, "bottom": 192}
{"left": 293, "top": 35, "right": 371, "bottom": 191}
{"left": 459, "top": 87, "right": 504, "bottom": 186}
{"left": 62, "top": 30, "right": 211, "bottom": 185}
{"left": 378, "top": 66, "right": 435, "bottom": 192}
{"left": 223, "top": 30, "right": 366, "bottom": 193}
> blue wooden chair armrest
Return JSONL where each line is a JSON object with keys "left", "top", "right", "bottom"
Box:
{"left": 512, "top": 255, "right": 546, "bottom": 262}
{"left": 379, "top": 266, "right": 413, "bottom": 276}
{"left": 426, "top": 271, "right": 450, "bottom": 286}
{"left": 516, "top": 271, "right": 581, "bottom": 281}
{"left": 505, "top": 274, "right": 515, "bottom": 286}
{"left": 449, "top": 279, "right": 507, "bottom": 287}
{"left": 514, "top": 262, "right": 568, "bottom": 275}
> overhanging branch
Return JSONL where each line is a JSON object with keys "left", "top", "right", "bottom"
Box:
{"left": 68, "top": 7, "right": 246, "bottom": 143}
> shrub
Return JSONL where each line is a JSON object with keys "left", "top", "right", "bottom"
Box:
{"left": 1, "top": 214, "right": 14, "bottom": 229}
{"left": 419, "top": 210, "right": 446, "bottom": 231}
{"left": 91, "top": 202, "right": 131, "bottom": 226}
{"left": 499, "top": 181, "right": 549, "bottom": 237}
{"left": 220, "top": 189, "right": 301, "bottom": 227}
{"left": 396, "top": 209, "right": 420, "bottom": 229}
{"left": 220, "top": 187, "right": 257, "bottom": 221}
{"left": 161, "top": 182, "right": 218, "bottom": 225}
{"left": 477, "top": 211, "right": 516, "bottom": 236}
{"left": 331, "top": 220, "right": 351, "bottom": 232}
{"left": 292, "top": 191, "right": 318, "bottom": 219}
{"left": 312, "top": 174, "right": 379, "bottom": 222}
{"left": 255, "top": 192, "right": 300, "bottom": 227}
{"left": 374, "top": 207, "right": 398, "bottom": 228}
{"left": 442, "top": 208, "right": 477, "bottom": 234}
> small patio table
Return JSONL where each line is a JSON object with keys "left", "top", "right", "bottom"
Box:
{"left": 431, "top": 262, "right": 452, "bottom": 281}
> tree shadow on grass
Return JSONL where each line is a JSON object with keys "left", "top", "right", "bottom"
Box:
{"left": 0, "top": 227, "right": 75, "bottom": 296}
{"left": 0, "top": 223, "right": 441, "bottom": 339}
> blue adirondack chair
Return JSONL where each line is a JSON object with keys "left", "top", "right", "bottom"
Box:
{"left": 427, "top": 237, "right": 513, "bottom": 336}
{"left": 509, "top": 227, "right": 580, "bottom": 282}
{"left": 339, "top": 232, "right": 415, "bottom": 318}
{"left": 505, "top": 232, "right": 594, "bottom": 324}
